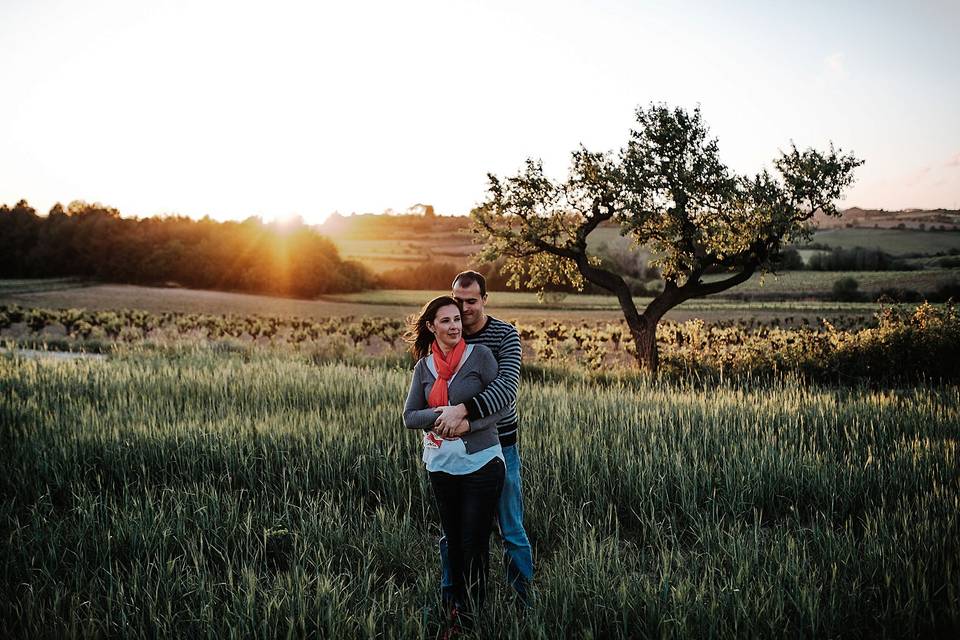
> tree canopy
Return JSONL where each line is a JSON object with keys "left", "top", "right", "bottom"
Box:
{"left": 472, "top": 103, "right": 863, "bottom": 370}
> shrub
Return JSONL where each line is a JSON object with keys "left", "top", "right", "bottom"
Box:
{"left": 832, "top": 277, "right": 864, "bottom": 301}
{"left": 876, "top": 288, "right": 922, "bottom": 303}
{"left": 772, "top": 247, "right": 804, "bottom": 270}
{"left": 929, "top": 279, "right": 960, "bottom": 303}
{"left": 807, "top": 246, "right": 912, "bottom": 271}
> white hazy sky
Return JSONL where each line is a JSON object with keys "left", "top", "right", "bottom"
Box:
{"left": 2, "top": 0, "right": 959, "bottom": 223}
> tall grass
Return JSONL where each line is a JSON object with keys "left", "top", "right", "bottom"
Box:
{"left": 1, "top": 348, "right": 957, "bottom": 638}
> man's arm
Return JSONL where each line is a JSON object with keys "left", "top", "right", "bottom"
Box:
{"left": 466, "top": 326, "right": 521, "bottom": 420}
{"left": 434, "top": 333, "right": 521, "bottom": 429}
{"left": 434, "top": 405, "right": 507, "bottom": 438}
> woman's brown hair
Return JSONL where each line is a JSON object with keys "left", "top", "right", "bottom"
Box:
{"left": 404, "top": 295, "right": 463, "bottom": 360}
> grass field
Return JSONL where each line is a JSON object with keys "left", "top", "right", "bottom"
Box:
{"left": 701, "top": 268, "right": 957, "bottom": 296}
{"left": 804, "top": 228, "right": 960, "bottom": 255}
{"left": 0, "top": 277, "right": 90, "bottom": 295}
{"left": 0, "top": 281, "right": 904, "bottom": 326}
{"left": 323, "top": 288, "right": 892, "bottom": 313}
{"left": 1, "top": 348, "right": 957, "bottom": 638}
{"left": 333, "top": 234, "right": 477, "bottom": 274}
{"left": 334, "top": 270, "right": 959, "bottom": 304}
{"left": 331, "top": 226, "right": 960, "bottom": 273}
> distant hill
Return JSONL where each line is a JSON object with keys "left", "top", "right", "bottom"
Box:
{"left": 815, "top": 208, "right": 960, "bottom": 230}
{"left": 316, "top": 211, "right": 470, "bottom": 239}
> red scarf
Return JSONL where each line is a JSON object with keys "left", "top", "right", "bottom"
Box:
{"left": 427, "top": 339, "right": 466, "bottom": 408}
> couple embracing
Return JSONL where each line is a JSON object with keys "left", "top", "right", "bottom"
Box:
{"left": 402, "top": 270, "right": 533, "bottom": 631}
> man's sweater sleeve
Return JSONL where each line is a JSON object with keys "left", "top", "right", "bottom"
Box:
{"left": 465, "top": 327, "right": 521, "bottom": 421}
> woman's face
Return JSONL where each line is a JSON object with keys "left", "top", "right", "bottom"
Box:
{"left": 428, "top": 304, "right": 462, "bottom": 350}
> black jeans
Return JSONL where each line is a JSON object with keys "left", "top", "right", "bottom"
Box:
{"left": 429, "top": 457, "right": 505, "bottom": 615}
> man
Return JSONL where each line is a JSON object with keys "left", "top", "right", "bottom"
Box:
{"left": 433, "top": 270, "right": 533, "bottom": 605}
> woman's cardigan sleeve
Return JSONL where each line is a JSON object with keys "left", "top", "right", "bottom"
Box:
{"left": 403, "top": 360, "right": 439, "bottom": 429}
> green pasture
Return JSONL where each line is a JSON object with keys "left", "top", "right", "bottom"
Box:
{"left": 701, "top": 268, "right": 957, "bottom": 296}
{"left": 1, "top": 349, "right": 957, "bottom": 638}
{"left": 333, "top": 235, "right": 478, "bottom": 273}
{"left": 0, "top": 280, "right": 887, "bottom": 323}
{"left": 323, "top": 288, "right": 889, "bottom": 314}
{"left": 0, "top": 277, "right": 88, "bottom": 295}
{"left": 2, "top": 276, "right": 956, "bottom": 329}
{"left": 332, "top": 226, "right": 960, "bottom": 275}
{"left": 327, "top": 268, "right": 960, "bottom": 306}
{"left": 803, "top": 228, "right": 960, "bottom": 255}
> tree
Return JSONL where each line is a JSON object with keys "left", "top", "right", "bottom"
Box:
{"left": 471, "top": 104, "right": 863, "bottom": 371}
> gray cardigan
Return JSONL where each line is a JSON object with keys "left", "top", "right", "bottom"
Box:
{"left": 402, "top": 343, "right": 506, "bottom": 454}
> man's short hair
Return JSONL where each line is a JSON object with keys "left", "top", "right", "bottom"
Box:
{"left": 452, "top": 270, "right": 487, "bottom": 298}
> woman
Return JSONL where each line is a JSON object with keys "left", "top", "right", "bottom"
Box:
{"left": 402, "top": 295, "right": 506, "bottom": 629}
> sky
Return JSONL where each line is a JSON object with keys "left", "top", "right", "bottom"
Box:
{"left": 1, "top": 0, "right": 958, "bottom": 224}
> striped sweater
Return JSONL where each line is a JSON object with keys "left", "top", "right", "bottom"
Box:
{"left": 463, "top": 315, "right": 521, "bottom": 447}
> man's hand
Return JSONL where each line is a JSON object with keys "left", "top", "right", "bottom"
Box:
{"left": 434, "top": 418, "right": 470, "bottom": 439}
{"left": 434, "top": 404, "right": 468, "bottom": 431}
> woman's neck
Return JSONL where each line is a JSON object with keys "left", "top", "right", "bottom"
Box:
{"left": 435, "top": 340, "right": 453, "bottom": 356}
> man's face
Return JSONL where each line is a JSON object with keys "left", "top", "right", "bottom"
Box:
{"left": 452, "top": 280, "right": 486, "bottom": 330}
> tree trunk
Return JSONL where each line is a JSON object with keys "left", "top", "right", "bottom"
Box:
{"left": 571, "top": 250, "right": 754, "bottom": 373}
{"left": 614, "top": 295, "right": 666, "bottom": 373}
{"left": 621, "top": 267, "right": 757, "bottom": 372}
{"left": 630, "top": 317, "right": 659, "bottom": 372}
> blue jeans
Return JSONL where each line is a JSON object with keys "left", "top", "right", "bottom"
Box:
{"left": 440, "top": 444, "right": 533, "bottom": 600}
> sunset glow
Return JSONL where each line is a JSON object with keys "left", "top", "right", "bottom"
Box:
{"left": 2, "top": 0, "right": 958, "bottom": 223}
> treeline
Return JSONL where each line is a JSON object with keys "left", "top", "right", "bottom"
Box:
{"left": 804, "top": 246, "right": 917, "bottom": 271}
{"left": 0, "top": 200, "right": 374, "bottom": 296}
{"left": 768, "top": 246, "right": 917, "bottom": 271}
{"left": 377, "top": 259, "right": 563, "bottom": 293}
{"left": 376, "top": 257, "right": 644, "bottom": 295}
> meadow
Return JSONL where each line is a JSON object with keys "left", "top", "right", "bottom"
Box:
{"left": 0, "top": 279, "right": 949, "bottom": 328}
{"left": 805, "top": 228, "right": 960, "bottom": 255}
{"left": 2, "top": 278, "right": 959, "bottom": 638}
{"left": 333, "top": 224, "right": 960, "bottom": 275}
{"left": 2, "top": 346, "right": 958, "bottom": 639}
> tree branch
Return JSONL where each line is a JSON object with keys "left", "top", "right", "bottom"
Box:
{"left": 573, "top": 253, "right": 642, "bottom": 322}
{"left": 682, "top": 264, "right": 757, "bottom": 298}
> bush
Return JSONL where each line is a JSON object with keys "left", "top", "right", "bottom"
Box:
{"left": 807, "top": 246, "right": 912, "bottom": 271}
{"left": 772, "top": 247, "right": 804, "bottom": 270}
{"left": 929, "top": 279, "right": 960, "bottom": 303}
{"left": 827, "top": 303, "right": 960, "bottom": 382}
{"left": 832, "top": 277, "right": 864, "bottom": 302}
{"left": 875, "top": 288, "right": 922, "bottom": 303}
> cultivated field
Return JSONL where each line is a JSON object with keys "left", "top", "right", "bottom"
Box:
{"left": 2, "top": 349, "right": 957, "bottom": 638}
{"left": 332, "top": 225, "right": 960, "bottom": 274}
{"left": 2, "top": 274, "right": 958, "bottom": 638}
{"left": 804, "top": 228, "right": 960, "bottom": 255}
{"left": 333, "top": 233, "right": 477, "bottom": 274}
{"left": 0, "top": 279, "right": 949, "bottom": 327}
